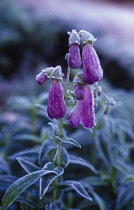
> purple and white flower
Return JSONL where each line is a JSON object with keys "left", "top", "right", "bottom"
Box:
{"left": 68, "top": 85, "right": 95, "bottom": 128}
{"left": 82, "top": 42, "right": 103, "bottom": 85}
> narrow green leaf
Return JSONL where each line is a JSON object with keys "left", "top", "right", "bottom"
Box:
{"left": 14, "top": 134, "right": 40, "bottom": 142}
{"left": 1, "top": 170, "right": 56, "bottom": 210}
{"left": 16, "top": 197, "right": 37, "bottom": 208}
{"left": 8, "top": 149, "right": 38, "bottom": 160}
{"left": 81, "top": 176, "right": 109, "bottom": 186}
{"left": 0, "top": 157, "right": 11, "bottom": 174}
{"left": 54, "top": 147, "right": 69, "bottom": 168}
{"left": 38, "top": 139, "right": 56, "bottom": 165}
{"left": 0, "top": 175, "right": 18, "bottom": 191}
{"left": 69, "top": 155, "right": 97, "bottom": 174}
{"left": 66, "top": 180, "right": 92, "bottom": 201}
{"left": 57, "top": 136, "right": 81, "bottom": 148}
{"left": 116, "top": 187, "right": 134, "bottom": 209}
{"left": 48, "top": 122, "right": 59, "bottom": 137}
{"left": 122, "top": 175, "right": 134, "bottom": 182}
{"left": 35, "top": 104, "right": 47, "bottom": 111}
{"left": 39, "top": 165, "right": 64, "bottom": 199}
{"left": 17, "top": 157, "right": 41, "bottom": 173}
{"left": 92, "top": 192, "right": 106, "bottom": 210}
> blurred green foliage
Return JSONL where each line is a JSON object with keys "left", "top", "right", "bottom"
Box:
{"left": 0, "top": 76, "right": 134, "bottom": 209}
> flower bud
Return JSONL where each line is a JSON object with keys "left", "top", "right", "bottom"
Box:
{"left": 67, "top": 43, "right": 82, "bottom": 69}
{"left": 67, "top": 30, "right": 81, "bottom": 69}
{"left": 82, "top": 43, "right": 103, "bottom": 85}
{"left": 47, "top": 79, "right": 66, "bottom": 119}
{"left": 36, "top": 72, "right": 47, "bottom": 85}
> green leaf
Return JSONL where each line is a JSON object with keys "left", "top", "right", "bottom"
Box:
{"left": 69, "top": 155, "right": 97, "bottom": 174}
{"left": 57, "top": 136, "right": 81, "bottom": 148}
{"left": 81, "top": 176, "right": 109, "bottom": 186}
{"left": 38, "top": 139, "right": 57, "bottom": 165}
{"left": 0, "top": 157, "right": 11, "bottom": 174}
{"left": 1, "top": 170, "right": 56, "bottom": 210}
{"left": 122, "top": 175, "right": 134, "bottom": 183}
{"left": 66, "top": 180, "right": 92, "bottom": 201}
{"left": 116, "top": 187, "right": 134, "bottom": 209}
{"left": 54, "top": 147, "right": 69, "bottom": 168}
{"left": 17, "top": 157, "right": 41, "bottom": 173}
{"left": 39, "top": 163, "right": 64, "bottom": 199}
{"left": 35, "top": 104, "right": 47, "bottom": 111}
{"left": 16, "top": 197, "right": 37, "bottom": 208}
{"left": 48, "top": 122, "right": 59, "bottom": 137}
{"left": 8, "top": 149, "right": 39, "bottom": 161}
{"left": 14, "top": 134, "right": 40, "bottom": 142}
{"left": 0, "top": 175, "right": 18, "bottom": 191}
{"left": 92, "top": 192, "right": 106, "bottom": 210}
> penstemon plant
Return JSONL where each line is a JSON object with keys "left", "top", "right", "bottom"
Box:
{"left": 1, "top": 29, "right": 115, "bottom": 210}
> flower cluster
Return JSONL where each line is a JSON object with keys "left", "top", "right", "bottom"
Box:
{"left": 36, "top": 30, "right": 103, "bottom": 129}
{"left": 67, "top": 30, "right": 103, "bottom": 128}
{"left": 36, "top": 65, "right": 66, "bottom": 119}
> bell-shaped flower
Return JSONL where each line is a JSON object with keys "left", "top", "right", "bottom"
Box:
{"left": 67, "top": 43, "right": 82, "bottom": 69}
{"left": 36, "top": 72, "right": 47, "bottom": 85}
{"left": 47, "top": 79, "right": 66, "bottom": 119}
{"left": 68, "top": 85, "right": 95, "bottom": 128}
{"left": 74, "top": 84, "right": 85, "bottom": 100}
{"left": 82, "top": 42, "right": 103, "bottom": 84}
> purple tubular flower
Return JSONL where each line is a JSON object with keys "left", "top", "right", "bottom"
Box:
{"left": 36, "top": 72, "right": 47, "bottom": 85}
{"left": 68, "top": 85, "right": 95, "bottom": 129}
{"left": 47, "top": 79, "right": 66, "bottom": 119}
{"left": 74, "top": 84, "right": 85, "bottom": 100}
{"left": 82, "top": 43, "right": 103, "bottom": 84}
{"left": 68, "top": 43, "right": 82, "bottom": 69}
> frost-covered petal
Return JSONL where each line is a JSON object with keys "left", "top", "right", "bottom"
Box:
{"left": 47, "top": 79, "right": 66, "bottom": 119}
{"left": 68, "top": 101, "right": 82, "bottom": 127}
{"left": 74, "top": 84, "right": 85, "bottom": 100}
{"left": 80, "top": 85, "right": 95, "bottom": 128}
{"left": 82, "top": 43, "right": 103, "bottom": 84}
{"left": 69, "top": 85, "right": 95, "bottom": 129}
{"left": 68, "top": 43, "right": 82, "bottom": 69}
{"left": 36, "top": 72, "right": 47, "bottom": 85}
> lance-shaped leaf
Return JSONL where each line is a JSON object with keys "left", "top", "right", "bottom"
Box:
{"left": 38, "top": 139, "right": 57, "bottom": 165}
{"left": 16, "top": 197, "right": 38, "bottom": 208}
{"left": 1, "top": 170, "right": 57, "bottom": 210}
{"left": 54, "top": 147, "right": 69, "bottom": 168}
{"left": 14, "top": 134, "right": 40, "bottom": 143}
{"left": 48, "top": 122, "right": 59, "bottom": 137}
{"left": 115, "top": 187, "right": 134, "bottom": 210}
{"left": 0, "top": 175, "right": 18, "bottom": 192}
{"left": 65, "top": 180, "right": 92, "bottom": 201}
{"left": 8, "top": 149, "right": 38, "bottom": 161}
{"left": 39, "top": 163, "right": 64, "bottom": 199}
{"left": 91, "top": 192, "right": 106, "bottom": 210}
{"left": 17, "top": 157, "right": 41, "bottom": 173}
{"left": 69, "top": 155, "right": 97, "bottom": 174}
{"left": 0, "top": 157, "right": 11, "bottom": 174}
{"left": 57, "top": 136, "right": 81, "bottom": 148}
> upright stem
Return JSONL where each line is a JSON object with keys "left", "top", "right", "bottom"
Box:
{"left": 52, "top": 67, "right": 71, "bottom": 202}
{"left": 57, "top": 118, "right": 63, "bottom": 167}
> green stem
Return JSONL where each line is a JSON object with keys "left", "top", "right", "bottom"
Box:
{"left": 52, "top": 67, "right": 71, "bottom": 203}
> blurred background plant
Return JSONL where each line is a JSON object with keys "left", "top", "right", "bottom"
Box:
{"left": 0, "top": 0, "right": 134, "bottom": 209}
